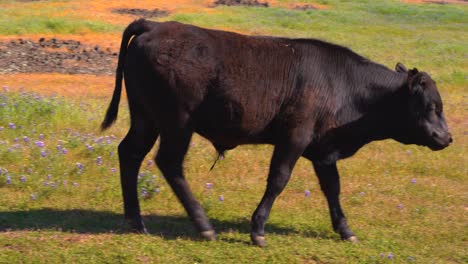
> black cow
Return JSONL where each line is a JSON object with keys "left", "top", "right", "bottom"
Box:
{"left": 101, "top": 19, "right": 452, "bottom": 246}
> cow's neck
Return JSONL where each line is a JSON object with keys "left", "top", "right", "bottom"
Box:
{"left": 347, "top": 65, "right": 409, "bottom": 142}
{"left": 306, "top": 64, "right": 410, "bottom": 163}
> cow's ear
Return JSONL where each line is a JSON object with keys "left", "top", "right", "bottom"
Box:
{"left": 408, "top": 68, "right": 419, "bottom": 76}
{"left": 395, "top": 62, "right": 407, "bottom": 73}
{"left": 408, "top": 69, "right": 424, "bottom": 94}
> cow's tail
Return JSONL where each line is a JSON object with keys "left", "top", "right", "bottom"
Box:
{"left": 101, "top": 19, "right": 154, "bottom": 131}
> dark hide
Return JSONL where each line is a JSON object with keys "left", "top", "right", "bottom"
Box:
{"left": 102, "top": 19, "right": 452, "bottom": 246}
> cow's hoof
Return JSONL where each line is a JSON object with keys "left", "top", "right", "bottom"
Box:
{"left": 346, "top": 236, "right": 359, "bottom": 243}
{"left": 200, "top": 230, "right": 216, "bottom": 241}
{"left": 251, "top": 235, "right": 266, "bottom": 247}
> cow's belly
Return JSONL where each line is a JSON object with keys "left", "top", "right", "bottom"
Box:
{"left": 191, "top": 92, "right": 277, "bottom": 140}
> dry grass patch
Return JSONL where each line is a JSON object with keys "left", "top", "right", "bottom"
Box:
{"left": 0, "top": 74, "right": 114, "bottom": 98}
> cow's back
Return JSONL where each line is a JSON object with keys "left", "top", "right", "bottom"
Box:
{"left": 129, "top": 22, "right": 309, "bottom": 145}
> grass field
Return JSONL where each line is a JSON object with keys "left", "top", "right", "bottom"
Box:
{"left": 0, "top": 0, "right": 466, "bottom": 263}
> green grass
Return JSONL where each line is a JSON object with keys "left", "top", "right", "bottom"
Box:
{"left": 0, "top": 0, "right": 467, "bottom": 263}
{"left": 0, "top": 89, "right": 465, "bottom": 263}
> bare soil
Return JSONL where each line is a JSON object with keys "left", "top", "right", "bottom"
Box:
{"left": 212, "top": 0, "right": 269, "bottom": 7}
{"left": 112, "top": 8, "right": 169, "bottom": 18}
{"left": 292, "top": 4, "right": 317, "bottom": 11}
{"left": 0, "top": 38, "right": 117, "bottom": 75}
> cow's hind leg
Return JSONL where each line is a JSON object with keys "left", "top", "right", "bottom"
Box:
{"left": 312, "top": 162, "right": 357, "bottom": 242}
{"left": 251, "top": 138, "right": 309, "bottom": 247}
{"left": 156, "top": 128, "right": 215, "bottom": 240}
{"left": 118, "top": 115, "right": 158, "bottom": 233}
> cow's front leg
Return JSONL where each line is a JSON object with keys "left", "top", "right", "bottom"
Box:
{"left": 251, "top": 138, "right": 309, "bottom": 247}
{"left": 312, "top": 162, "right": 357, "bottom": 242}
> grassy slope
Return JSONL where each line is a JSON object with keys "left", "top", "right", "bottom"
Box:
{"left": 0, "top": 0, "right": 467, "bottom": 263}
{"left": 0, "top": 1, "right": 120, "bottom": 35}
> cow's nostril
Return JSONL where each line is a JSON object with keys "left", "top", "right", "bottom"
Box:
{"left": 449, "top": 137, "right": 453, "bottom": 143}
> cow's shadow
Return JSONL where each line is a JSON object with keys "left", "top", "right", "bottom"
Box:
{"left": 0, "top": 208, "right": 336, "bottom": 244}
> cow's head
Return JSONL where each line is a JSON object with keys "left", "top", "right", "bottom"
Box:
{"left": 395, "top": 63, "right": 452, "bottom": 150}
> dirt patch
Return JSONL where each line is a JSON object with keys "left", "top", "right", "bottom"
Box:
{"left": 292, "top": 4, "right": 317, "bottom": 11}
{"left": 212, "top": 0, "right": 269, "bottom": 7}
{"left": 112, "top": 8, "right": 169, "bottom": 18}
{"left": 284, "top": 2, "right": 328, "bottom": 10}
{"left": 0, "top": 38, "right": 117, "bottom": 75}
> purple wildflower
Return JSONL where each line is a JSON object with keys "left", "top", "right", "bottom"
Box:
{"left": 8, "top": 123, "right": 16, "bottom": 129}
{"left": 23, "top": 136, "right": 29, "bottom": 143}
{"left": 43, "top": 182, "right": 50, "bottom": 186}
{"left": 388, "top": 252, "right": 394, "bottom": 260}
{"left": 96, "top": 156, "right": 103, "bottom": 165}
{"left": 47, "top": 174, "right": 52, "bottom": 180}
{"left": 14, "top": 138, "right": 19, "bottom": 143}
{"left": 51, "top": 182, "right": 56, "bottom": 188}
{"left": 397, "top": 204, "right": 404, "bottom": 210}
{"left": 76, "top": 163, "right": 84, "bottom": 170}
{"left": 411, "top": 178, "right": 417, "bottom": 184}
{"left": 62, "top": 148, "right": 67, "bottom": 154}
{"left": 218, "top": 195, "right": 224, "bottom": 201}
{"left": 155, "top": 188, "right": 160, "bottom": 194}
{"left": 56, "top": 144, "right": 62, "bottom": 151}
{"left": 206, "top": 182, "right": 213, "bottom": 189}
{"left": 30, "top": 193, "right": 36, "bottom": 200}
{"left": 305, "top": 190, "right": 311, "bottom": 197}
{"left": 39, "top": 134, "right": 44, "bottom": 140}
{"left": 147, "top": 160, "right": 154, "bottom": 167}
{"left": 6, "top": 176, "right": 11, "bottom": 184}
{"left": 0, "top": 127, "right": 4, "bottom": 131}
{"left": 40, "top": 150, "right": 47, "bottom": 157}
{"left": 86, "top": 144, "right": 93, "bottom": 151}
{"left": 359, "top": 191, "right": 365, "bottom": 196}
{"left": 111, "top": 168, "right": 117, "bottom": 173}
{"left": 34, "top": 141, "right": 45, "bottom": 148}
{"left": 20, "top": 175, "right": 26, "bottom": 182}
